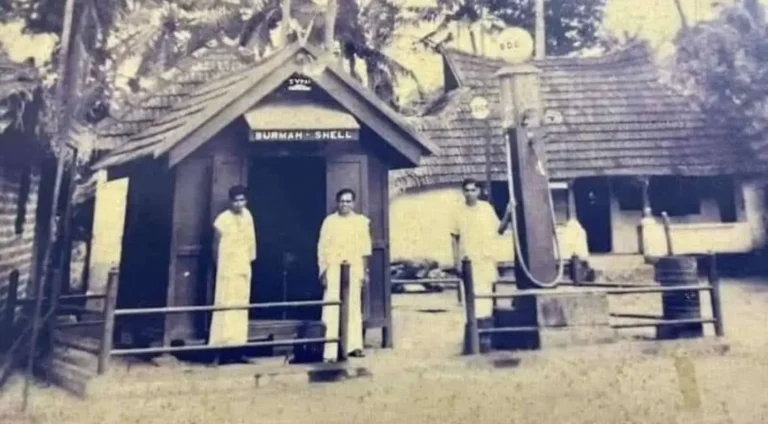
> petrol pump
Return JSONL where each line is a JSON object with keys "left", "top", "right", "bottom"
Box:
{"left": 497, "top": 64, "right": 564, "bottom": 291}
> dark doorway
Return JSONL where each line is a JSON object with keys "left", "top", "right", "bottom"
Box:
{"left": 574, "top": 178, "right": 612, "bottom": 253}
{"left": 248, "top": 157, "right": 326, "bottom": 322}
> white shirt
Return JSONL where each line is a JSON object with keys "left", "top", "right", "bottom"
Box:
{"left": 317, "top": 212, "right": 372, "bottom": 276}
{"left": 213, "top": 209, "right": 257, "bottom": 276}
{"left": 451, "top": 200, "right": 501, "bottom": 262}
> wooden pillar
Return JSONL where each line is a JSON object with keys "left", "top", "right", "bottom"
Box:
{"left": 98, "top": 267, "right": 119, "bottom": 375}
{"left": 535, "top": 0, "right": 546, "bottom": 59}
{"left": 338, "top": 261, "right": 350, "bottom": 362}
{"left": 461, "top": 258, "right": 479, "bottom": 355}
{"left": 566, "top": 180, "right": 576, "bottom": 221}
{"left": 641, "top": 177, "right": 651, "bottom": 217}
{"left": 2, "top": 270, "right": 20, "bottom": 350}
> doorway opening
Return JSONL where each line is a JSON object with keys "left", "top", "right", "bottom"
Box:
{"left": 574, "top": 177, "right": 613, "bottom": 253}
{"left": 248, "top": 156, "right": 326, "bottom": 322}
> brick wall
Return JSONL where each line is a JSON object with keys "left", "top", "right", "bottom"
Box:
{"left": 0, "top": 163, "right": 41, "bottom": 309}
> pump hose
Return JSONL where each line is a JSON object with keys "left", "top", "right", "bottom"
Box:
{"left": 504, "top": 132, "right": 565, "bottom": 288}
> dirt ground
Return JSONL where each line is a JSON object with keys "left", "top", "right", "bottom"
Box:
{"left": 2, "top": 277, "right": 768, "bottom": 424}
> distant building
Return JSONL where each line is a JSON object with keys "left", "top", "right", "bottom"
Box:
{"left": 390, "top": 43, "right": 767, "bottom": 267}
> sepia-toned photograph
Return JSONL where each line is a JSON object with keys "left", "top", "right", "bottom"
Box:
{"left": 0, "top": 0, "right": 767, "bottom": 422}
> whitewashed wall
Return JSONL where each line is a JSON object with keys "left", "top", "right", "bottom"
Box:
{"left": 389, "top": 186, "right": 515, "bottom": 267}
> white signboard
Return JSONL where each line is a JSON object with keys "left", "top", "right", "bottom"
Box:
{"left": 251, "top": 129, "right": 358, "bottom": 141}
{"left": 469, "top": 96, "right": 490, "bottom": 120}
{"left": 490, "top": 27, "right": 535, "bottom": 64}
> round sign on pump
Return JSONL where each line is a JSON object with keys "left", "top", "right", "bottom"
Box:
{"left": 469, "top": 96, "right": 490, "bottom": 120}
{"left": 490, "top": 27, "right": 535, "bottom": 64}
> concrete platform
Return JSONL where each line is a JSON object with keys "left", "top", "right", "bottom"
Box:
{"left": 492, "top": 286, "right": 618, "bottom": 350}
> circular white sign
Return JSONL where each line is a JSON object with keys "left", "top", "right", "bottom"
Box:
{"left": 492, "top": 27, "right": 535, "bottom": 64}
{"left": 469, "top": 96, "right": 490, "bottom": 120}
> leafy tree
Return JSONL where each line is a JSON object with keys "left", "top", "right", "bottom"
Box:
{"left": 672, "top": 0, "right": 768, "bottom": 154}
{"left": 410, "top": 0, "right": 608, "bottom": 56}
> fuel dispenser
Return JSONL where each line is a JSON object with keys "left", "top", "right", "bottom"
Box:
{"left": 496, "top": 64, "right": 564, "bottom": 290}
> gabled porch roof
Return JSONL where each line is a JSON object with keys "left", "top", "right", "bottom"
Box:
{"left": 92, "top": 42, "right": 437, "bottom": 171}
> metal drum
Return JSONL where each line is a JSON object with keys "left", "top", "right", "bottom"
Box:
{"left": 654, "top": 256, "right": 703, "bottom": 339}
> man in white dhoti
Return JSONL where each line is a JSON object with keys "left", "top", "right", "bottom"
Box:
{"left": 209, "top": 185, "right": 257, "bottom": 357}
{"left": 451, "top": 178, "right": 501, "bottom": 321}
{"left": 318, "top": 188, "right": 372, "bottom": 361}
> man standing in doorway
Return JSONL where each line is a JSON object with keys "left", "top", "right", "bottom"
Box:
{"left": 317, "top": 188, "right": 372, "bottom": 361}
{"left": 210, "top": 185, "right": 257, "bottom": 356}
{"left": 451, "top": 178, "right": 502, "bottom": 335}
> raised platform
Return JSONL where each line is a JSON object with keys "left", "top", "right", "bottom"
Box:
{"left": 492, "top": 286, "right": 617, "bottom": 350}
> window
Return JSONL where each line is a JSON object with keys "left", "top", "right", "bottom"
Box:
{"left": 613, "top": 178, "right": 644, "bottom": 212}
{"left": 649, "top": 176, "right": 701, "bottom": 217}
{"left": 712, "top": 177, "right": 738, "bottom": 223}
{"left": 15, "top": 166, "right": 31, "bottom": 235}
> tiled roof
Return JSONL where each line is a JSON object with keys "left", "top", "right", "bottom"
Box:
{"left": 92, "top": 42, "right": 437, "bottom": 170}
{"left": 93, "top": 45, "right": 257, "bottom": 151}
{"left": 391, "top": 43, "right": 760, "bottom": 191}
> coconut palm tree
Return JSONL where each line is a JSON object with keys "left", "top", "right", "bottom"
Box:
{"left": 77, "top": 0, "right": 421, "bottom": 119}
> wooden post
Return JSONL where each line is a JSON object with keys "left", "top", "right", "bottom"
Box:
{"left": 535, "top": 0, "right": 546, "bottom": 59}
{"left": 337, "top": 261, "right": 350, "bottom": 362}
{"left": 97, "top": 267, "right": 119, "bottom": 375}
{"left": 661, "top": 211, "right": 673, "bottom": 256}
{"left": 708, "top": 253, "right": 724, "bottom": 337}
{"left": 640, "top": 178, "right": 651, "bottom": 218}
{"left": 570, "top": 255, "right": 583, "bottom": 284}
{"left": 3, "top": 270, "right": 20, "bottom": 349}
{"left": 461, "top": 258, "right": 480, "bottom": 355}
{"left": 456, "top": 278, "right": 464, "bottom": 305}
{"left": 566, "top": 180, "right": 576, "bottom": 221}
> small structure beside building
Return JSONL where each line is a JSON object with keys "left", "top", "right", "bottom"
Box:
{"left": 390, "top": 42, "right": 767, "bottom": 269}
{"left": 89, "top": 42, "right": 436, "bottom": 351}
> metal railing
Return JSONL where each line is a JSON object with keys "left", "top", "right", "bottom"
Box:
{"left": 461, "top": 253, "right": 725, "bottom": 355}
{"left": 78, "top": 262, "right": 355, "bottom": 374}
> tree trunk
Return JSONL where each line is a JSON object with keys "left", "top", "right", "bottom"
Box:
{"left": 23, "top": 0, "right": 79, "bottom": 410}
{"left": 672, "top": 0, "right": 689, "bottom": 30}
{"left": 280, "top": 0, "right": 292, "bottom": 47}
{"left": 325, "top": 0, "right": 337, "bottom": 52}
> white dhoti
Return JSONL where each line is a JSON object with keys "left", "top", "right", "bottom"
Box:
{"left": 209, "top": 272, "right": 251, "bottom": 344}
{"left": 452, "top": 200, "right": 504, "bottom": 320}
{"left": 317, "top": 212, "right": 372, "bottom": 361}
{"left": 209, "top": 209, "right": 256, "bottom": 346}
{"left": 466, "top": 258, "right": 498, "bottom": 319}
{"left": 321, "top": 260, "right": 364, "bottom": 361}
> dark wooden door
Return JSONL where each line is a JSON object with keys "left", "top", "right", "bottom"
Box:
{"left": 325, "top": 153, "right": 368, "bottom": 216}
{"left": 574, "top": 178, "right": 613, "bottom": 253}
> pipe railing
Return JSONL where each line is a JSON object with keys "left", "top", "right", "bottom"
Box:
{"left": 461, "top": 254, "right": 725, "bottom": 355}
{"left": 87, "top": 262, "right": 353, "bottom": 374}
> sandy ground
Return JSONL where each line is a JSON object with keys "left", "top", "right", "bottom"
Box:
{"left": 1, "top": 277, "right": 768, "bottom": 424}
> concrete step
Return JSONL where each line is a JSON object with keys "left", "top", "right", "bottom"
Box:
{"left": 53, "top": 346, "right": 96, "bottom": 371}
{"left": 35, "top": 356, "right": 94, "bottom": 398}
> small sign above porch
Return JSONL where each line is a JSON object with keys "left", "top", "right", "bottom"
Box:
{"left": 244, "top": 98, "right": 360, "bottom": 142}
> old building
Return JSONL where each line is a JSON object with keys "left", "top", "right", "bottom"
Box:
{"left": 86, "top": 42, "right": 436, "bottom": 351}
{"left": 0, "top": 50, "right": 48, "bottom": 315}
{"left": 390, "top": 42, "right": 767, "bottom": 267}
